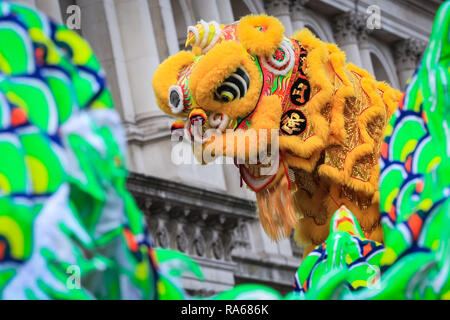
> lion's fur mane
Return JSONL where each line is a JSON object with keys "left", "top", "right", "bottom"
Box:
{"left": 152, "top": 15, "right": 402, "bottom": 255}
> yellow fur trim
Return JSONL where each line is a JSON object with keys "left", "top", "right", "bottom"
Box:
{"left": 205, "top": 127, "right": 270, "bottom": 163}
{"left": 327, "top": 44, "right": 354, "bottom": 145}
{"left": 377, "top": 81, "right": 402, "bottom": 117}
{"left": 295, "top": 215, "right": 331, "bottom": 247}
{"left": 189, "top": 41, "right": 262, "bottom": 118}
{"left": 152, "top": 51, "right": 195, "bottom": 117}
{"left": 256, "top": 174, "right": 297, "bottom": 241}
{"left": 286, "top": 30, "right": 398, "bottom": 247}
{"left": 317, "top": 62, "right": 391, "bottom": 198}
{"left": 292, "top": 28, "right": 324, "bottom": 49}
{"left": 323, "top": 185, "right": 381, "bottom": 237}
{"left": 279, "top": 136, "right": 326, "bottom": 159}
{"left": 284, "top": 150, "right": 321, "bottom": 172}
{"left": 192, "top": 46, "right": 202, "bottom": 56}
{"left": 237, "top": 14, "right": 284, "bottom": 57}
{"left": 251, "top": 95, "right": 283, "bottom": 130}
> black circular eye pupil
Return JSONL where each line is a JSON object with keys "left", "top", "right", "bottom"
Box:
{"left": 170, "top": 90, "right": 180, "bottom": 107}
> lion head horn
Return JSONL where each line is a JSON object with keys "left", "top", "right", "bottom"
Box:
{"left": 185, "top": 20, "right": 222, "bottom": 53}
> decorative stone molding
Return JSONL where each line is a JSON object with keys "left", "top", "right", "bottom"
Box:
{"left": 125, "top": 112, "right": 172, "bottom": 146}
{"left": 212, "top": 232, "right": 224, "bottom": 260}
{"left": 155, "top": 220, "right": 170, "bottom": 248}
{"left": 319, "top": 0, "right": 433, "bottom": 43}
{"left": 290, "top": 0, "right": 310, "bottom": 22}
{"left": 186, "top": 288, "right": 217, "bottom": 298}
{"left": 176, "top": 227, "right": 189, "bottom": 253}
{"left": 126, "top": 173, "right": 302, "bottom": 294}
{"left": 193, "top": 229, "right": 207, "bottom": 256}
{"left": 394, "top": 38, "right": 427, "bottom": 70}
{"left": 357, "top": 28, "right": 374, "bottom": 49}
{"left": 264, "top": 0, "right": 291, "bottom": 17}
{"left": 332, "top": 11, "right": 366, "bottom": 45}
{"left": 127, "top": 173, "right": 256, "bottom": 262}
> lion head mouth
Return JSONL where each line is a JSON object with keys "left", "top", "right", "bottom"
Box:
{"left": 179, "top": 65, "right": 250, "bottom": 144}
{"left": 170, "top": 59, "right": 282, "bottom": 192}
{"left": 239, "top": 161, "right": 280, "bottom": 192}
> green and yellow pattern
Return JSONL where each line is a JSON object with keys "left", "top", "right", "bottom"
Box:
{"left": 0, "top": 1, "right": 158, "bottom": 299}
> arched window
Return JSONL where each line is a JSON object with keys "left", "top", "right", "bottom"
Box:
{"left": 304, "top": 24, "right": 321, "bottom": 40}
{"left": 363, "top": 39, "right": 401, "bottom": 89}
{"left": 295, "top": 11, "right": 335, "bottom": 43}
{"left": 370, "top": 53, "right": 391, "bottom": 84}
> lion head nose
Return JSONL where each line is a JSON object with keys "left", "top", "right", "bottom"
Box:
{"left": 188, "top": 108, "right": 207, "bottom": 126}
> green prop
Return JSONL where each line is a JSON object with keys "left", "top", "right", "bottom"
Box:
{"left": 0, "top": 1, "right": 158, "bottom": 299}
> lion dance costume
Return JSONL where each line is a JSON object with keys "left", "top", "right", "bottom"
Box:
{"left": 153, "top": 4, "right": 450, "bottom": 299}
{"left": 152, "top": 14, "right": 402, "bottom": 254}
{"left": 1, "top": 0, "right": 449, "bottom": 300}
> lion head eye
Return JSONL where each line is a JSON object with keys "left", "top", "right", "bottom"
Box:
{"left": 214, "top": 67, "right": 250, "bottom": 103}
{"left": 168, "top": 85, "right": 185, "bottom": 114}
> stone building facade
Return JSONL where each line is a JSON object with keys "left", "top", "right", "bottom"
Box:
{"left": 12, "top": 0, "right": 442, "bottom": 296}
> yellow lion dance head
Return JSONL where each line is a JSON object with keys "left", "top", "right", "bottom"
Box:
{"left": 152, "top": 15, "right": 401, "bottom": 254}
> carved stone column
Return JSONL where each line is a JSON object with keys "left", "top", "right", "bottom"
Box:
{"left": 333, "top": 11, "right": 364, "bottom": 67}
{"left": 113, "top": 0, "right": 161, "bottom": 117}
{"left": 76, "top": 0, "right": 136, "bottom": 122}
{"left": 216, "top": 0, "right": 235, "bottom": 25}
{"left": 191, "top": 0, "right": 221, "bottom": 22}
{"left": 394, "top": 38, "right": 426, "bottom": 89}
{"left": 290, "top": 0, "right": 309, "bottom": 31}
{"left": 358, "top": 29, "right": 375, "bottom": 75}
{"left": 157, "top": 0, "right": 179, "bottom": 56}
{"left": 264, "top": 0, "right": 293, "bottom": 36}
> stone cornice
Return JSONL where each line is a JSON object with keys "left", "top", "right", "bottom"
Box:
{"left": 126, "top": 173, "right": 297, "bottom": 294}
{"left": 127, "top": 172, "right": 257, "bottom": 220}
{"left": 399, "top": 0, "right": 444, "bottom": 17}
{"left": 126, "top": 112, "right": 172, "bottom": 145}
{"left": 127, "top": 172, "right": 256, "bottom": 264}
{"left": 317, "top": 0, "right": 433, "bottom": 42}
